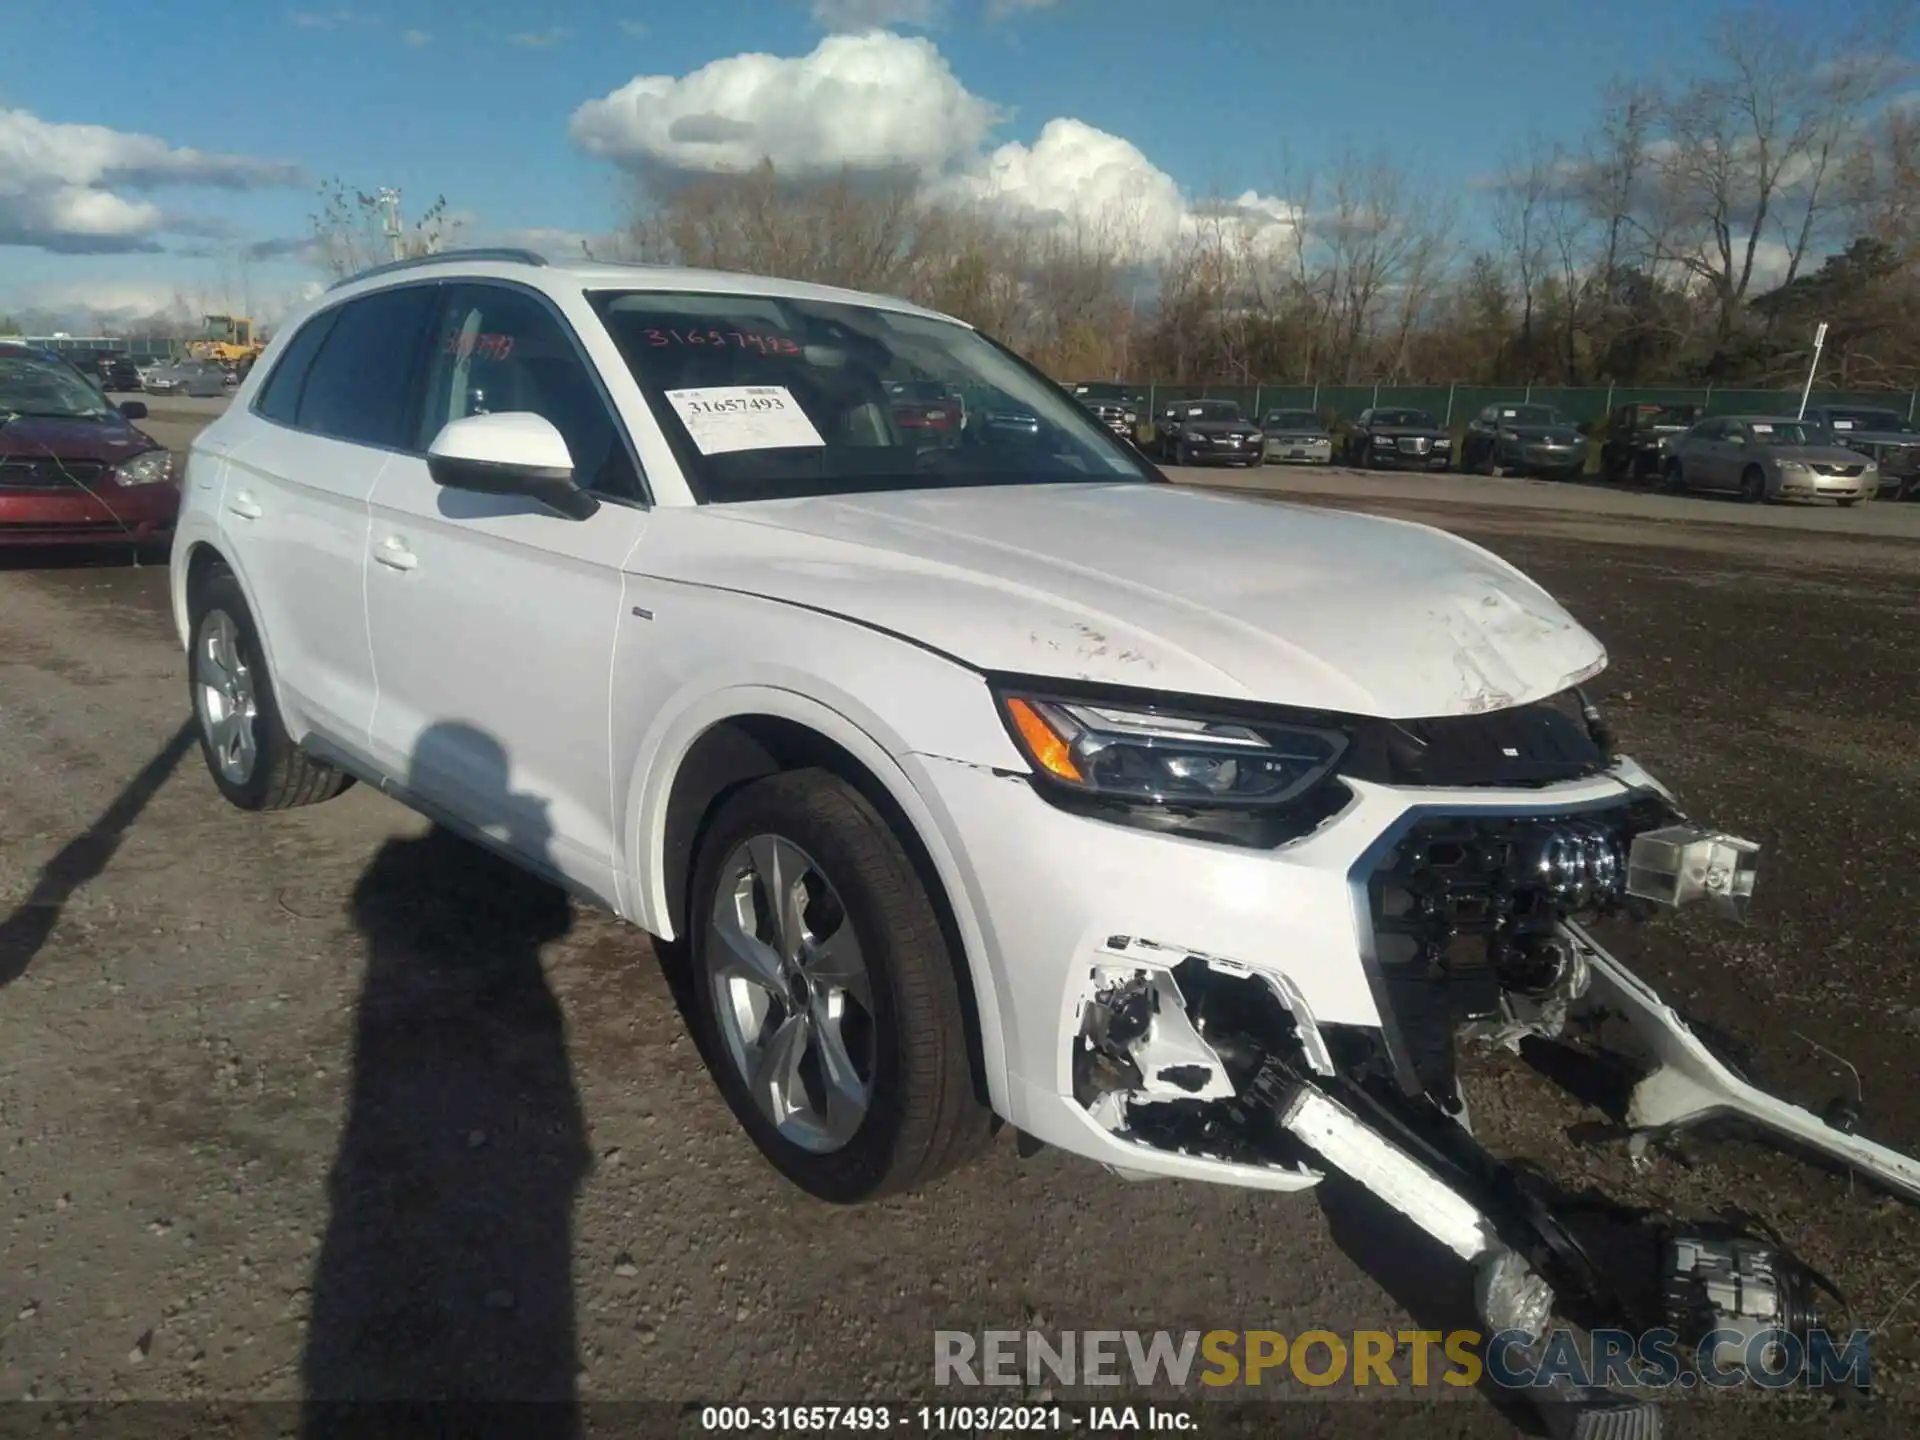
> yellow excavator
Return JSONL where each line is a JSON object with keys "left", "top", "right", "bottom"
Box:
{"left": 185, "top": 315, "right": 265, "bottom": 367}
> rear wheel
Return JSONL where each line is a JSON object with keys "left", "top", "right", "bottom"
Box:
{"left": 187, "top": 568, "right": 354, "bottom": 811}
{"left": 686, "top": 770, "right": 991, "bottom": 1203}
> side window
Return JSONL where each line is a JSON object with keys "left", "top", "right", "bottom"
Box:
{"left": 416, "top": 285, "right": 641, "bottom": 502}
{"left": 296, "top": 286, "right": 436, "bottom": 448}
{"left": 253, "top": 307, "right": 340, "bottom": 424}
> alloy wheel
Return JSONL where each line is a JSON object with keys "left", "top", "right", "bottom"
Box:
{"left": 705, "top": 834, "right": 876, "bottom": 1154}
{"left": 194, "top": 608, "right": 259, "bottom": 785}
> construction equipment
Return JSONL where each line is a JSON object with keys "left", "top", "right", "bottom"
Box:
{"left": 185, "top": 315, "right": 264, "bottom": 367}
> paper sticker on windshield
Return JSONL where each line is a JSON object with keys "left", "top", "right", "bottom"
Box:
{"left": 664, "top": 385, "right": 824, "bottom": 455}
{"left": 1751, "top": 423, "right": 1774, "bottom": 433}
{"left": 1832, "top": 419, "right": 1854, "bottom": 429}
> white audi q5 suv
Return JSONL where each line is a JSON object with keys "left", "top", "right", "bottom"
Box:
{"left": 171, "top": 250, "right": 1914, "bottom": 1388}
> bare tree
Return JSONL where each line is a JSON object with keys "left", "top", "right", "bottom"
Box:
{"left": 1489, "top": 142, "right": 1556, "bottom": 376}
{"left": 309, "top": 180, "right": 460, "bottom": 280}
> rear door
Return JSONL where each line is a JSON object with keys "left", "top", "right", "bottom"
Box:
{"left": 220, "top": 287, "right": 435, "bottom": 754}
{"left": 363, "top": 281, "right": 652, "bottom": 906}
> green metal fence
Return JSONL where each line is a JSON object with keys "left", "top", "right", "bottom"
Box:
{"left": 1124, "top": 382, "right": 1920, "bottom": 429}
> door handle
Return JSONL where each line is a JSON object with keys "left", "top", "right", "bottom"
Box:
{"left": 373, "top": 535, "right": 418, "bottom": 571}
{"left": 227, "top": 491, "right": 263, "bottom": 520}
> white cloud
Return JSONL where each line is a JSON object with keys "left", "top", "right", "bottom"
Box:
{"left": 617, "top": 19, "right": 650, "bottom": 37}
{"left": 571, "top": 33, "right": 1289, "bottom": 261}
{"left": 570, "top": 31, "right": 1002, "bottom": 179}
{"left": 401, "top": 28, "right": 430, "bottom": 47}
{"left": 0, "top": 107, "right": 306, "bottom": 254}
{"left": 811, "top": 0, "right": 942, "bottom": 31}
{"left": 509, "top": 28, "right": 571, "bottom": 47}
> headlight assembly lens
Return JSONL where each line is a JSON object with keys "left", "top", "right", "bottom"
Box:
{"left": 112, "top": 449, "right": 175, "bottom": 486}
{"left": 999, "top": 693, "right": 1348, "bottom": 806}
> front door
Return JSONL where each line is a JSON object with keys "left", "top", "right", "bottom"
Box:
{"left": 364, "top": 282, "right": 653, "bottom": 905}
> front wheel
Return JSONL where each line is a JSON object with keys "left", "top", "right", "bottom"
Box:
{"left": 686, "top": 769, "right": 991, "bottom": 1203}
{"left": 187, "top": 566, "right": 354, "bottom": 811}
{"left": 1739, "top": 466, "right": 1767, "bottom": 504}
{"left": 1838, "top": 497, "right": 1861, "bottom": 508}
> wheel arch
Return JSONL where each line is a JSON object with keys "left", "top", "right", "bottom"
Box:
{"left": 637, "top": 693, "right": 1009, "bottom": 1116}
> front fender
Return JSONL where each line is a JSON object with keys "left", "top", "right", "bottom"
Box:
{"left": 611, "top": 586, "right": 1028, "bottom": 1116}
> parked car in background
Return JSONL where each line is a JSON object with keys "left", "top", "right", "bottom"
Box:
{"left": 0, "top": 342, "right": 177, "bottom": 548}
{"left": 1663, "top": 415, "right": 1878, "bottom": 505}
{"left": 1802, "top": 404, "right": 1920, "bottom": 501}
{"left": 1599, "top": 402, "right": 1702, "bottom": 484}
{"left": 886, "top": 379, "right": 965, "bottom": 446}
{"left": 1260, "top": 409, "right": 1333, "bottom": 465}
{"left": 144, "top": 358, "right": 229, "bottom": 397}
{"left": 1461, "top": 403, "right": 1587, "bottom": 479}
{"left": 1069, "top": 381, "right": 1140, "bottom": 438}
{"left": 74, "top": 350, "right": 143, "bottom": 391}
{"left": 1343, "top": 407, "right": 1452, "bottom": 471}
{"left": 1152, "top": 399, "right": 1263, "bottom": 466}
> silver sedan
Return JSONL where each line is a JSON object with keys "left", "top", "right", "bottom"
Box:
{"left": 142, "top": 359, "right": 229, "bottom": 398}
{"left": 1663, "top": 415, "right": 1879, "bottom": 506}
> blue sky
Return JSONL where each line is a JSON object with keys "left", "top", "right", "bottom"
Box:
{"left": 0, "top": 0, "right": 1901, "bottom": 326}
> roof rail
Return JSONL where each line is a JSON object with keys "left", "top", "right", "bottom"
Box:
{"left": 327, "top": 247, "right": 550, "bottom": 291}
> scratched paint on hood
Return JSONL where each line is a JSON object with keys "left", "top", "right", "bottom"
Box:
{"left": 637, "top": 483, "right": 1608, "bottom": 719}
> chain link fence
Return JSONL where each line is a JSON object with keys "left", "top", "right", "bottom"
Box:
{"left": 1122, "top": 382, "right": 1920, "bottom": 430}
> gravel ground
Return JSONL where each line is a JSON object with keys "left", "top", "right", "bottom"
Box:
{"left": 1, "top": 428, "right": 1917, "bottom": 1438}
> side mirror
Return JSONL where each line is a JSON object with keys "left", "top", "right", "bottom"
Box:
{"left": 426, "top": 411, "right": 598, "bottom": 521}
{"left": 117, "top": 400, "right": 148, "bottom": 420}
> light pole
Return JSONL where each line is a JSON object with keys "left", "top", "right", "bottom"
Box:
{"left": 378, "top": 188, "right": 405, "bottom": 262}
{"left": 1796, "top": 321, "right": 1828, "bottom": 420}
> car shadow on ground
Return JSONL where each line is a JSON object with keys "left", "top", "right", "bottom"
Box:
{"left": 0, "top": 718, "right": 197, "bottom": 991}
{"left": 300, "top": 722, "right": 589, "bottom": 1437}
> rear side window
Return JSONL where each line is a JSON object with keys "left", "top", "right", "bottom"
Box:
{"left": 254, "top": 307, "right": 340, "bottom": 424}
{"left": 296, "top": 286, "right": 436, "bottom": 448}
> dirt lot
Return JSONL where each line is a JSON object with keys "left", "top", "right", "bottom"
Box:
{"left": 2, "top": 414, "right": 1918, "bottom": 1436}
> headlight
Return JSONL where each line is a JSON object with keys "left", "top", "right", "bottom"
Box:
{"left": 996, "top": 691, "right": 1348, "bottom": 807}
{"left": 1776, "top": 460, "right": 1810, "bottom": 474}
{"left": 1123, "top": 412, "right": 1136, "bottom": 423}
{"left": 112, "top": 450, "right": 175, "bottom": 487}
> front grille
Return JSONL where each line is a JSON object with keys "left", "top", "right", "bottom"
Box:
{"left": 0, "top": 458, "right": 107, "bottom": 490}
{"left": 1362, "top": 797, "right": 1671, "bottom": 1099}
{"left": 1385, "top": 436, "right": 1432, "bottom": 455}
{"left": 1813, "top": 462, "right": 1865, "bottom": 478}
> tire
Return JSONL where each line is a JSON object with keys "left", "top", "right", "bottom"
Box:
{"left": 1739, "top": 466, "right": 1767, "bottom": 504}
{"left": 186, "top": 564, "right": 354, "bottom": 811}
{"left": 1359, "top": 440, "right": 1376, "bottom": 470}
{"left": 1838, "top": 497, "right": 1860, "bottom": 508}
{"left": 686, "top": 769, "right": 991, "bottom": 1203}
{"left": 1663, "top": 460, "right": 1686, "bottom": 494}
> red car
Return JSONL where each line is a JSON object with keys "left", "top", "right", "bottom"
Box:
{"left": 0, "top": 343, "right": 178, "bottom": 549}
{"left": 886, "top": 379, "right": 965, "bottom": 444}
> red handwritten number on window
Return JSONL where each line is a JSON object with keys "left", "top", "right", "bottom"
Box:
{"left": 642, "top": 328, "right": 798, "bottom": 354}
{"left": 442, "top": 331, "right": 514, "bottom": 361}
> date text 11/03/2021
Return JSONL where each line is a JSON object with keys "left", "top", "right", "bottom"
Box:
{"left": 699, "top": 1405, "right": 1194, "bottom": 1432}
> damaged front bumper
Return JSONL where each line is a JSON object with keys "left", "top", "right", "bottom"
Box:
{"left": 916, "top": 743, "right": 1918, "bottom": 1418}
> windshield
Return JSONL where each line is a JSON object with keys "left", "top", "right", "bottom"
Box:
{"left": 1375, "top": 409, "right": 1439, "bottom": 427}
{"left": 0, "top": 354, "right": 114, "bottom": 420}
{"left": 1264, "top": 410, "right": 1321, "bottom": 430}
{"left": 1629, "top": 404, "right": 1698, "bottom": 426}
{"left": 591, "top": 290, "right": 1153, "bottom": 503}
{"left": 1823, "top": 408, "right": 1911, "bottom": 434}
{"left": 1494, "top": 405, "right": 1566, "bottom": 427}
{"left": 1745, "top": 420, "right": 1823, "bottom": 446}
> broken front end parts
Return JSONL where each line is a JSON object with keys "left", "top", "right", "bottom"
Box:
{"left": 1067, "top": 801, "right": 1908, "bottom": 1403}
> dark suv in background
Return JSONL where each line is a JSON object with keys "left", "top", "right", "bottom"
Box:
{"left": 1069, "top": 381, "right": 1140, "bottom": 438}
{"left": 1599, "top": 402, "right": 1702, "bottom": 484}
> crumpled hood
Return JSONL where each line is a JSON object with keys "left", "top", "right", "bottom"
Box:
{"left": 643, "top": 483, "right": 1607, "bottom": 719}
